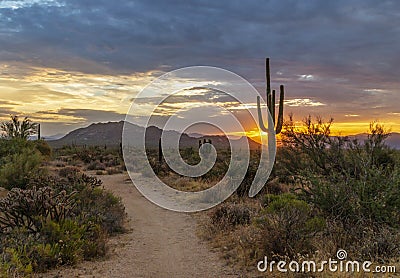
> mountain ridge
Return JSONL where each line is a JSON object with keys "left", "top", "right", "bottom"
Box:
{"left": 47, "top": 121, "right": 262, "bottom": 150}
{"left": 47, "top": 121, "right": 400, "bottom": 149}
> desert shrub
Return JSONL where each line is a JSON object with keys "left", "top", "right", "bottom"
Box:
{"left": 103, "top": 154, "right": 121, "bottom": 167}
{"left": 320, "top": 218, "right": 400, "bottom": 263}
{"left": 210, "top": 203, "right": 251, "bottom": 230}
{"left": 28, "top": 173, "right": 123, "bottom": 234}
{"left": 0, "top": 138, "right": 32, "bottom": 158}
{"left": 0, "top": 219, "right": 106, "bottom": 274}
{"left": 54, "top": 145, "right": 123, "bottom": 167}
{"left": 0, "top": 172, "right": 125, "bottom": 275}
{"left": 32, "top": 173, "right": 124, "bottom": 234}
{"left": 58, "top": 166, "right": 80, "bottom": 178}
{"left": 33, "top": 140, "right": 52, "bottom": 158}
{"left": 87, "top": 160, "right": 106, "bottom": 171}
{"left": 357, "top": 226, "right": 400, "bottom": 262}
{"left": 0, "top": 147, "right": 44, "bottom": 190}
{"left": 281, "top": 118, "right": 400, "bottom": 225}
{"left": 0, "top": 187, "right": 76, "bottom": 233}
{"left": 256, "top": 193, "right": 325, "bottom": 258}
{"left": 73, "top": 187, "right": 125, "bottom": 234}
{"left": 106, "top": 167, "right": 123, "bottom": 175}
{"left": 235, "top": 156, "right": 258, "bottom": 198}
{"left": 277, "top": 116, "right": 400, "bottom": 261}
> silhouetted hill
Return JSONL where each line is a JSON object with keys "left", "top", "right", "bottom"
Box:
{"left": 48, "top": 121, "right": 262, "bottom": 150}
{"left": 48, "top": 121, "right": 127, "bottom": 148}
{"left": 347, "top": 132, "right": 400, "bottom": 149}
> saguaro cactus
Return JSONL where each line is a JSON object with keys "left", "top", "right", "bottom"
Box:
{"left": 257, "top": 58, "right": 285, "bottom": 134}
{"left": 158, "top": 138, "right": 163, "bottom": 163}
{"left": 37, "top": 123, "right": 41, "bottom": 140}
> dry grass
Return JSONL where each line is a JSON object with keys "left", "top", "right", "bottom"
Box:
{"left": 159, "top": 173, "right": 214, "bottom": 192}
{"left": 197, "top": 193, "right": 400, "bottom": 277}
{"left": 0, "top": 187, "right": 8, "bottom": 198}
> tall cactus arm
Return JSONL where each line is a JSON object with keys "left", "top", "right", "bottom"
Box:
{"left": 257, "top": 58, "right": 286, "bottom": 135}
{"left": 275, "top": 85, "right": 285, "bottom": 134}
{"left": 266, "top": 58, "right": 271, "bottom": 95}
{"left": 257, "top": 96, "right": 268, "bottom": 132}
{"left": 271, "top": 89, "right": 276, "bottom": 124}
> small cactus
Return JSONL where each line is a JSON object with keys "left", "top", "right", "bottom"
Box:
{"left": 257, "top": 58, "right": 285, "bottom": 134}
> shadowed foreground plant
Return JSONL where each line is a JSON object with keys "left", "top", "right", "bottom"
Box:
{"left": 210, "top": 203, "right": 251, "bottom": 230}
{"left": 256, "top": 193, "right": 325, "bottom": 258}
{"left": 0, "top": 187, "right": 76, "bottom": 233}
{"left": 0, "top": 147, "right": 44, "bottom": 190}
{"left": 0, "top": 115, "right": 38, "bottom": 140}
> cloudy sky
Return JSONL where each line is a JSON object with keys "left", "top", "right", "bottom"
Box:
{"left": 0, "top": 0, "right": 399, "bottom": 136}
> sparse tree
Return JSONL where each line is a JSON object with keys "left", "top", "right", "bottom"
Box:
{"left": 1, "top": 115, "right": 38, "bottom": 140}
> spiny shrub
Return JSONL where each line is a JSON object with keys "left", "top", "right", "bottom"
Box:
{"left": 55, "top": 145, "right": 123, "bottom": 166}
{"left": 0, "top": 187, "right": 76, "bottom": 233}
{"left": 0, "top": 219, "right": 106, "bottom": 274}
{"left": 210, "top": 203, "right": 251, "bottom": 230}
{"left": 58, "top": 166, "right": 80, "bottom": 178}
{"left": 31, "top": 173, "right": 124, "bottom": 234}
{"left": 87, "top": 160, "right": 106, "bottom": 171}
{"left": 0, "top": 173, "right": 125, "bottom": 275}
{"left": 73, "top": 187, "right": 125, "bottom": 234}
{"left": 256, "top": 193, "right": 325, "bottom": 258}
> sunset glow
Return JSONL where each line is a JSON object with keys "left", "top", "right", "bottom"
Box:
{"left": 0, "top": 1, "right": 399, "bottom": 137}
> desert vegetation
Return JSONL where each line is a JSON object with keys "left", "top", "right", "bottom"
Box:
{"left": 0, "top": 116, "right": 126, "bottom": 276}
{"left": 1, "top": 110, "right": 399, "bottom": 276}
{"left": 145, "top": 115, "right": 400, "bottom": 274}
{"left": 195, "top": 116, "right": 400, "bottom": 274}
{"left": 53, "top": 144, "right": 125, "bottom": 175}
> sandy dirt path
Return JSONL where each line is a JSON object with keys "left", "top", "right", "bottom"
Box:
{"left": 41, "top": 173, "right": 239, "bottom": 278}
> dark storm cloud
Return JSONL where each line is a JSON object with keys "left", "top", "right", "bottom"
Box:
{"left": 1, "top": 1, "right": 399, "bottom": 75}
{"left": 1, "top": 0, "right": 400, "bottom": 123}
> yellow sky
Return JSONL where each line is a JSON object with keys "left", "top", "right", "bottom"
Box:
{"left": 1, "top": 64, "right": 399, "bottom": 136}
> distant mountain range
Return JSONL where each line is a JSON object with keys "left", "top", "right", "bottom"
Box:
{"left": 47, "top": 121, "right": 400, "bottom": 150}
{"left": 47, "top": 121, "right": 262, "bottom": 150}
{"left": 346, "top": 133, "right": 400, "bottom": 149}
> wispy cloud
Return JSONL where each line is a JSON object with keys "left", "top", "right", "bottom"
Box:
{"left": 285, "top": 98, "right": 326, "bottom": 107}
{"left": 0, "top": 0, "right": 63, "bottom": 10}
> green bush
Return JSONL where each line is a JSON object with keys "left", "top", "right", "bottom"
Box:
{"left": 0, "top": 147, "right": 44, "bottom": 190}
{"left": 33, "top": 140, "right": 52, "bottom": 158}
{"left": 74, "top": 187, "right": 126, "bottom": 234}
{"left": 0, "top": 138, "right": 31, "bottom": 158}
{"left": 0, "top": 219, "right": 106, "bottom": 274}
{"left": 0, "top": 173, "right": 125, "bottom": 275}
{"left": 256, "top": 193, "right": 325, "bottom": 258}
{"left": 277, "top": 117, "right": 400, "bottom": 260}
{"left": 280, "top": 118, "right": 400, "bottom": 226}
